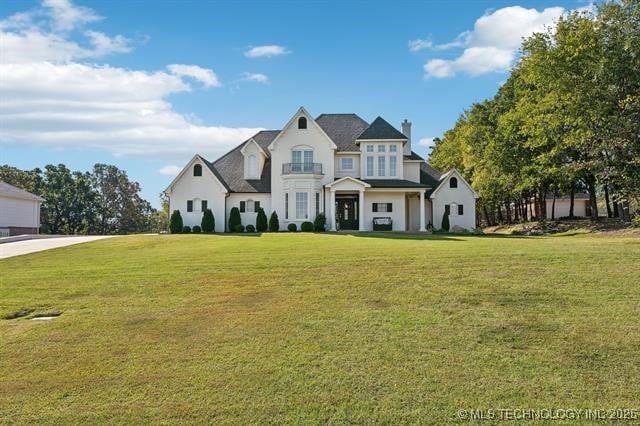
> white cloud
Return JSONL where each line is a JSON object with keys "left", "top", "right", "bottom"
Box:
{"left": 158, "top": 165, "right": 182, "bottom": 176}
{"left": 167, "top": 64, "right": 221, "bottom": 88}
{"left": 420, "top": 6, "right": 566, "bottom": 78}
{"left": 0, "top": 1, "right": 260, "bottom": 160}
{"left": 240, "top": 72, "right": 269, "bottom": 83}
{"left": 417, "top": 137, "right": 436, "bottom": 148}
{"left": 408, "top": 38, "right": 433, "bottom": 53}
{"left": 244, "top": 45, "right": 290, "bottom": 58}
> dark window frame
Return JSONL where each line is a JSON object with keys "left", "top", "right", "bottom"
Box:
{"left": 449, "top": 177, "right": 458, "bottom": 188}
{"left": 458, "top": 204, "right": 464, "bottom": 215}
{"left": 193, "top": 164, "right": 202, "bottom": 176}
{"left": 187, "top": 200, "right": 193, "bottom": 212}
{"left": 298, "top": 117, "right": 307, "bottom": 129}
{"left": 202, "top": 200, "right": 208, "bottom": 211}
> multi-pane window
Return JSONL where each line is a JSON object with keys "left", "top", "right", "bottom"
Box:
{"left": 315, "top": 192, "right": 320, "bottom": 216}
{"left": 292, "top": 149, "right": 313, "bottom": 172}
{"left": 378, "top": 156, "right": 386, "bottom": 176}
{"left": 341, "top": 158, "right": 353, "bottom": 170}
{"left": 372, "top": 203, "right": 392, "bottom": 212}
{"left": 366, "top": 156, "right": 374, "bottom": 176}
{"left": 378, "top": 144, "right": 386, "bottom": 153}
{"left": 366, "top": 144, "right": 374, "bottom": 152}
{"left": 201, "top": 200, "right": 207, "bottom": 211}
{"left": 389, "top": 144, "right": 397, "bottom": 153}
{"left": 296, "top": 192, "right": 308, "bottom": 219}
{"left": 187, "top": 200, "right": 193, "bottom": 212}
{"left": 389, "top": 156, "right": 397, "bottom": 177}
{"left": 458, "top": 204, "right": 464, "bottom": 215}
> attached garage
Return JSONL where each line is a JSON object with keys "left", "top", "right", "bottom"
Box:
{"left": 0, "top": 181, "right": 45, "bottom": 237}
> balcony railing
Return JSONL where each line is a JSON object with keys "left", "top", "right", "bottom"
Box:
{"left": 282, "top": 162, "right": 323, "bottom": 175}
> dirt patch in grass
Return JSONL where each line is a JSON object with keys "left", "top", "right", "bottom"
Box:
{"left": 1, "top": 308, "right": 34, "bottom": 320}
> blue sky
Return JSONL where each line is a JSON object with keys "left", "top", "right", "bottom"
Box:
{"left": 0, "top": 0, "right": 588, "bottom": 206}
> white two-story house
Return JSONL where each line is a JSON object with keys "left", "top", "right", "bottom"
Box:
{"left": 165, "top": 107, "right": 477, "bottom": 232}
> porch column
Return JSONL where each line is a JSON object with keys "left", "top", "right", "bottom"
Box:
{"left": 358, "top": 189, "right": 365, "bottom": 231}
{"left": 419, "top": 190, "right": 426, "bottom": 232}
{"left": 330, "top": 189, "right": 336, "bottom": 231}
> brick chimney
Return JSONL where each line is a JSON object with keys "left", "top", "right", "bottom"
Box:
{"left": 401, "top": 119, "right": 412, "bottom": 156}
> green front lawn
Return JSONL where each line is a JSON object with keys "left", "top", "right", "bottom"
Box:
{"left": 1, "top": 233, "right": 639, "bottom": 423}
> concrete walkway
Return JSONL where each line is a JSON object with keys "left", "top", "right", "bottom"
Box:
{"left": 0, "top": 236, "right": 112, "bottom": 259}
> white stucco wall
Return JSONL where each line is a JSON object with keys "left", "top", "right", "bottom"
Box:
{"left": 242, "top": 140, "right": 266, "bottom": 180}
{"left": 226, "top": 193, "right": 272, "bottom": 228}
{"left": 363, "top": 191, "right": 406, "bottom": 231}
{"left": 167, "top": 158, "right": 227, "bottom": 233}
{"left": 403, "top": 162, "right": 421, "bottom": 183}
{"left": 269, "top": 110, "right": 335, "bottom": 230}
{"left": 431, "top": 172, "right": 477, "bottom": 230}
{"left": 0, "top": 196, "right": 41, "bottom": 228}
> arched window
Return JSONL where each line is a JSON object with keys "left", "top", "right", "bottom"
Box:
{"left": 247, "top": 154, "right": 257, "bottom": 178}
{"left": 298, "top": 117, "right": 307, "bottom": 129}
{"left": 449, "top": 177, "right": 458, "bottom": 188}
{"left": 193, "top": 164, "right": 202, "bottom": 176}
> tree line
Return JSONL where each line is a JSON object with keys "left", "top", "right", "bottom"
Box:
{"left": 428, "top": 1, "right": 639, "bottom": 226}
{"left": 0, "top": 163, "right": 167, "bottom": 234}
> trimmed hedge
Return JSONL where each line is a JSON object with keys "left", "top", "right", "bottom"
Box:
{"left": 233, "top": 224, "right": 245, "bottom": 233}
{"left": 313, "top": 213, "right": 326, "bottom": 232}
{"left": 256, "top": 208, "right": 268, "bottom": 232}
{"left": 301, "top": 221, "right": 314, "bottom": 232}
{"left": 192, "top": 225, "right": 202, "bottom": 233}
{"left": 245, "top": 224, "right": 256, "bottom": 233}
{"left": 269, "top": 211, "right": 280, "bottom": 232}
{"left": 441, "top": 210, "right": 450, "bottom": 231}
{"left": 169, "top": 210, "right": 183, "bottom": 234}
{"left": 182, "top": 226, "right": 191, "bottom": 233}
{"left": 229, "top": 207, "right": 241, "bottom": 232}
{"left": 201, "top": 208, "right": 215, "bottom": 233}
{"left": 287, "top": 223, "right": 297, "bottom": 232}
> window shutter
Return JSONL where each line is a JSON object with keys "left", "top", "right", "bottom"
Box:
{"left": 187, "top": 200, "right": 193, "bottom": 212}
{"left": 458, "top": 204, "right": 464, "bottom": 215}
{"left": 254, "top": 201, "right": 260, "bottom": 211}
{"left": 387, "top": 203, "right": 393, "bottom": 212}
{"left": 202, "top": 200, "right": 207, "bottom": 211}
{"left": 372, "top": 203, "right": 378, "bottom": 212}
{"left": 240, "top": 201, "right": 246, "bottom": 213}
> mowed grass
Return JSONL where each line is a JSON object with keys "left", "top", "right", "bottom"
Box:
{"left": 1, "top": 233, "right": 639, "bottom": 424}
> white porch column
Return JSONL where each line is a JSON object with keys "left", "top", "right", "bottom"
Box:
{"left": 330, "top": 189, "right": 336, "bottom": 231}
{"left": 419, "top": 190, "right": 426, "bottom": 232}
{"left": 358, "top": 189, "right": 365, "bottom": 231}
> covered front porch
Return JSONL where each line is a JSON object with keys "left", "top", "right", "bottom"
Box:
{"left": 325, "top": 177, "right": 431, "bottom": 232}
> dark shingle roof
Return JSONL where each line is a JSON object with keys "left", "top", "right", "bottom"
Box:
{"left": 356, "top": 116, "right": 408, "bottom": 141}
{"left": 208, "top": 130, "right": 279, "bottom": 193}
{"left": 363, "top": 179, "right": 430, "bottom": 188}
{"left": 315, "top": 113, "right": 369, "bottom": 152}
{"left": 404, "top": 151, "right": 424, "bottom": 160}
{"left": 420, "top": 162, "right": 443, "bottom": 196}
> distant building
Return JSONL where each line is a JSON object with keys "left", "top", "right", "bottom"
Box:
{"left": 0, "top": 181, "right": 45, "bottom": 237}
{"left": 525, "top": 193, "right": 591, "bottom": 220}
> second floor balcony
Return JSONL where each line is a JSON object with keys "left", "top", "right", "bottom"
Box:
{"left": 282, "top": 162, "right": 323, "bottom": 175}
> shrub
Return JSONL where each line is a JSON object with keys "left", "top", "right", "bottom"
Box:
{"left": 441, "top": 210, "right": 450, "bottom": 231}
{"left": 256, "top": 207, "right": 268, "bottom": 232}
{"left": 182, "top": 226, "right": 191, "bottom": 233}
{"left": 301, "top": 221, "right": 314, "bottom": 232}
{"left": 313, "top": 213, "right": 326, "bottom": 232}
{"left": 201, "top": 208, "right": 215, "bottom": 233}
{"left": 229, "top": 207, "right": 241, "bottom": 232}
{"left": 234, "top": 224, "right": 245, "bottom": 233}
{"left": 268, "top": 211, "right": 280, "bottom": 232}
{"left": 287, "top": 223, "right": 297, "bottom": 232}
{"left": 192, "top": 225, "right": 202, "bottom": 233}
{"left": 169, "top": 210, "right": 183, "bottom": 234}
{"left": 632, "top": 214, "right": 640, "bottom": 228}
{"left": 245, "top": 224, "right": 256, "bottom": 233}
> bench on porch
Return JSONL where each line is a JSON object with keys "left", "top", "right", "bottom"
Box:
{"left": 372, "top": 217, "right": 392, "bottom": 231}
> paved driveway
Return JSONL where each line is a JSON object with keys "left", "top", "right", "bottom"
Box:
{"left": 0, "top": 236, "right": 112, "bottom": 259}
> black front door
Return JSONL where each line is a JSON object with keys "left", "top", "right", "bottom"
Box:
{"left": 336, "top": 198, "right": 358, "bottom": 230}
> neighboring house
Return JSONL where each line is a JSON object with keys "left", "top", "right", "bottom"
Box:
{"left": 525, "top": 194, "right": 591, "bottom": 220}
{"left": 0, "top": 181, "right": 45, "bottom": 237}
{"left": 165, "top": 107, "right": 478, "bottom": 232}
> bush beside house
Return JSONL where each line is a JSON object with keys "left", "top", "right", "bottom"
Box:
{"left": 229, "top": 207, "right": 241, "bottom": 232}
{"left": 256, "top": 208, "right": 268, "bottom": 232}
{"left": 441, "top": 210, "right": 450, "bottom": 232}
{"left": 201, "top": 209, "right": 215, "bottom": 233}
{"left": 314, "top": 213, "right": 326, "bottom": 231}
{"left": 269, "top": 211, "right": 279, "bottom": 232}
{"left": 301, "top": 221, "right": 314, "bottom": 232}
{"left": 169, "top": 210, "right": 183, "bottom": 234}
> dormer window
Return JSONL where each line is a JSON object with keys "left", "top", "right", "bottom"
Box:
{"left": 247, "top": 154, "right": 257, "bottom": 178}
{"left": 193, "top": 164, "right": 202, "bottom": 176}
{"left": 450, "top": 177, "right": 458, "bottom": 188}
{"left": 298, "top": 117, "right": 307, "bottom": 129}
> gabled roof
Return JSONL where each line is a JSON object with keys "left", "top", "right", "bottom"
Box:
{"left": 356, "top": 116, "right": 408, "bottom": 141}
{"left": 0, "top": 181, "right": 45, "bottom": 202}
{"left": 430, "top": 168, "right": 479, "bottom": 199}
{"left": 315, "top": 113, "right": 369, "bottom": 152}
{"left": 404, "top": 151, "right": 424, "bottom": 161}
{"left": 210, "top": 130, "right": 279, "bottom": 193}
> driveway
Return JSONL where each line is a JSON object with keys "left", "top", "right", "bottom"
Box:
{"left": 0, "top": 236, "right": 112, "bottom": 259}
